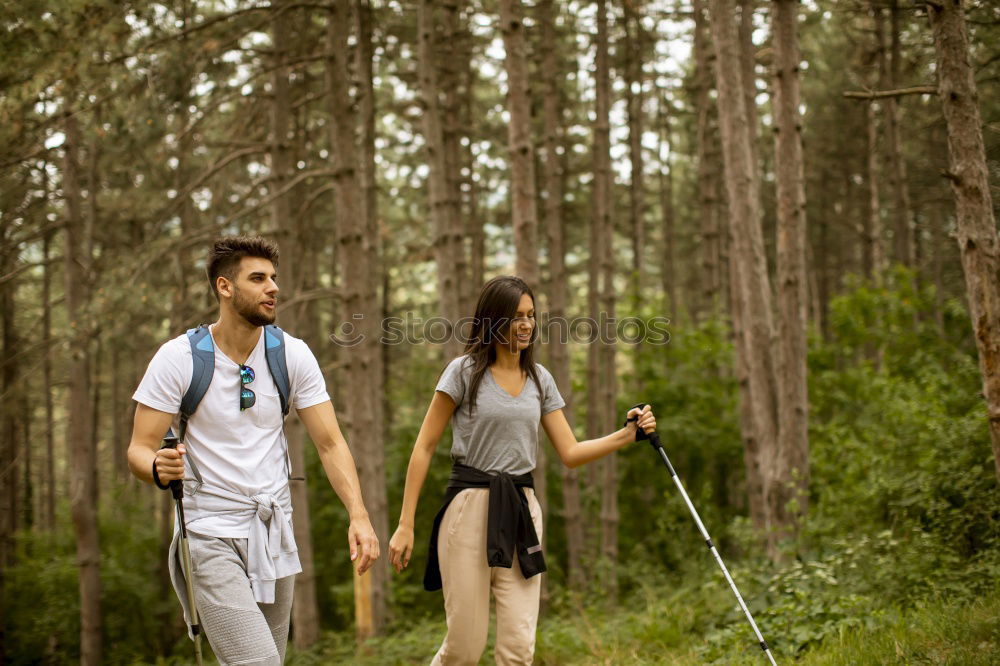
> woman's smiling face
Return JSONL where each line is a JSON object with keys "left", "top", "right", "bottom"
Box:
{"left": 503, "top": 292, "right": 535, "bottom": 353}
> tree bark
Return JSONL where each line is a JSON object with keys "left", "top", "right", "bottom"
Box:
{"left": 328, "top": 0, "right": 389, "bottom": 636}
{"left": 0, "top": 230, "right": 18, "bottom": 665}
{"left": 624, "top": 2, "right": 646, "bottom": 297}
{"left": 927, "top": 0, "right": 1000, "bottom": 481}
{"left": 874, "top": 1, "right": 915, "bottom": 267}
{"left": 593, "top": 0, "right": 618, "bottom": 598}
{"left": 657, "top": 92, "right": 679, "bottom": 317}
{"left": 866, "top": 101, "right": 886, "bottom": 280}
{"left": 43, "top": 230, "right": 56, "bottom": 530}
{"left": 538, "top": 0, "right": 585, "bottom": 589}
{"left": 728, "top": 217, "right": 766, "bottom": 528}
{"left": 771, "top": 0, "right": 810, "bottom": 531}
{"left": 738, "top": 0, "right": 760, "bottom": 173}
{"left": 418, "top": 0, "right": 464, "bottom": 358}
{"left": 441, "top": 0, "right": 471, "bottom": 305}
{"left": 64, "top": 110, "right": 102, "bottom": 666}
{"left": 21, "top": 372, "right": 32, "bottom": 531}
{"left": 500, "top": 0, "right": 540, "bottom": 286}
{"left": 499, "top": 0, "right": 548, "bottom": 597}
{"left": 709, "top": 0, "right": 778, "bottom": 542}
{"left": 465, "top": 50, "right": 485, "bottom": 306}
{"left": 694, "top": 0, "right": 722, "bottom": 316}
{"left": 268, "top": 1, "right": 321, "bottom": 647}
{"left": 1, "top": 240, "right": 18, "bottom": 564}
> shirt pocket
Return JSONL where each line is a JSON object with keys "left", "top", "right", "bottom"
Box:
{"left": 251, "top": 388, "right": 284, "bottom": 429}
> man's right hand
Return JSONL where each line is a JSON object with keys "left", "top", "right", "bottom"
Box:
{"left": 154, "top": 443, "right": 186, "bottom": 483}
{"left": 388, "top": 524, "right": 414, "bottom": 574}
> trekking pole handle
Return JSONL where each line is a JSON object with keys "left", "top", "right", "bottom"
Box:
{"left": 160, "top": 433, "right": 184, "bottom": 500}
{"left": 626, "top": 405, "right": 678, "bottom": 478}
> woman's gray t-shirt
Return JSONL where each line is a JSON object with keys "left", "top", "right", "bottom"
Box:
{"left": 435, "top": 355, "right": 566, "bottom": 475}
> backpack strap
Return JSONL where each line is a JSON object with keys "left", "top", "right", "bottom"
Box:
{"left": 179, "top": 325, "right": 215, "bottom": 443}
{"left": 264, "top": 325, "right": 291, "bottom": 417}
{"left": 264, "top": 325, "right": 301, "bottom": 480}
{"left": 176, "top": 325, "right": 214, "bottom": 488}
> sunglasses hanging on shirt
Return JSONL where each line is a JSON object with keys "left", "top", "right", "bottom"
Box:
{"left": 239, "top": 364, "right": 256, "bottom": 410}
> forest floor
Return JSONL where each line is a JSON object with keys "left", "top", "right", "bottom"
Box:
{"left": 278, "top": 588, "right": 1000, "bottom": 665}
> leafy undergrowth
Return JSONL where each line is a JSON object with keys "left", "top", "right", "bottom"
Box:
{"left": 286, "top": 581, "right": 1000, "bottom": 665}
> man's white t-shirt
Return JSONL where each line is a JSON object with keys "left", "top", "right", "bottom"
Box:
{"left": 133, "top": 325, "right": 329, "bottom": 537}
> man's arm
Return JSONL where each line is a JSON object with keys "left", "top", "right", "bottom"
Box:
{"left": 127, "top": 403, "right": 184, "bottom": 484}
{"left": 296, "top": 400, "right": 380, "bottom": 573}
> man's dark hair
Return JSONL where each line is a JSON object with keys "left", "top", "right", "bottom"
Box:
{"left": 206, "top": 235, "right": 280, "bottom": 301}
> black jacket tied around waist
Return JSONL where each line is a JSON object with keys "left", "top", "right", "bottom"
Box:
{"left": 423, "top": 463, "right": 547, "bottom": 591}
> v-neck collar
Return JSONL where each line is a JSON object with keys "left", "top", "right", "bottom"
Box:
{"left": 209, "top": 324, "right": 264, "bottom": 367}
{"left": 488, "top": 366, "right": 528, "bottom": 399}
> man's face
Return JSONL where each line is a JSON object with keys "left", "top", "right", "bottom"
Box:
{"left": 223, "top": 257, "right": 278, "bottom": 327}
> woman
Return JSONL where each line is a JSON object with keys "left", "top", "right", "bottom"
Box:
{"left": 388, "top": 276, "right": 656, "bottom": 665}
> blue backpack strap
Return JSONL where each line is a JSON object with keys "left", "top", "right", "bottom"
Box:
{"left": 264, "top": 325, "right": 291, "bottom": 417}
{"left": 179, "top": 325, "right": 215, "bottom": 444}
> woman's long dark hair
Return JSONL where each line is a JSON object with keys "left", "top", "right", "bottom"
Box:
{"left": 460, "top": 275, "right": 541, "bottom": 414}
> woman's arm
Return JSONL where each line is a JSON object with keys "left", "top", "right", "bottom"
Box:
{"left": 388, "top": 390, "right": 456, "bottom": 572}
{"left": 542, "top": 404, "right": 656, "bottom": 468}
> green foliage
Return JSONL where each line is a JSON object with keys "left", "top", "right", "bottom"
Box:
{"left": 2, "top": 492, "right": 187, "bottom": 665}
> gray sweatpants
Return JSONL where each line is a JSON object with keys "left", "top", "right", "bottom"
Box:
{"left": 185, "top": 533, "right": 295, "bottom": 666}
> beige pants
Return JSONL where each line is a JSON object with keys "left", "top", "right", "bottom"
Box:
{"left": 430, "top": 488, "right": 543, "bottom": 666}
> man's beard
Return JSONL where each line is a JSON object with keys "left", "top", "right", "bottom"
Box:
{"left": 232, "top": 284, "right": 276, "bottom": 327}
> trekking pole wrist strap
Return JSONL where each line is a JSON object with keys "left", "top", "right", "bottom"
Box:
{"left": 625, "top": 403, "right": 651, "bottom": 442}
{"left": 153, "top": 458, "right": 171, "bottom": 490}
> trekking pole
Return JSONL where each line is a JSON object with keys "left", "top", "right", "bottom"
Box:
{"left": 628, "top": 408, "right": 777, "bottom": 666}
{"left": 161, "top": 432, "right": 204, "bottom": 666}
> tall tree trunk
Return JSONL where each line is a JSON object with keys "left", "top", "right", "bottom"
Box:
{"left": 418, "top": 0, "right": 464, "bottom": 358}
{"left": 866, "top": 101, "right": 886, "bottom": 280}
{"left": 810, "top": 212, "right": 826, "bottom": 337}
{"left": 43, "top": 231, "right": 56, "bottom": 530}
{"left": 0, "top": 242, "right": 13, "bottom": 666}
{"left": 657, "top": 92, "right": 679, "bottom": 317}
{"left": 927, "top": 0, "right": 1000, "bottom": 481}
{"left": 728, "top": 219, "right": 766, "bottom": 527}
{"left": 771, "top": 0, "right": 810, "bottom": 533}
{"left": 500, "top": 0, "right": 540, "bottom": 286}
{"left": 269, "top": 1, "right": 321, "bottom": 647}
{"left": 538, "top": 0, "right": 585, "bottom": 589}
{"left": 0, "top": 243, "right": 21, "bottom": 652}
{"left": 21, "top": 373, "right": 32, "bottom": 531}
{"left": 594, "top": 0, "right": 618, "bottom": 598}
{"left": 623, "top": 2, "right": 645, "bottom": 298}
{"left": 738, "top": 0, "right": 759, "bottom": 173}
{"left": 90, "top": 339, "right": 102, "bottom": 507}
{"left": 328, "top": 0, "right": 389, "bottom": 637}
{"left": 874, "top": 1, "right": 914, "bottom": 268}
{"left": 465, "top": 51, "right": 485, "bottom": 304}
{"left": 694, "top": 0, "right": 722, "bottom": 316}
{"left": 499, "top": 0, "right": 547, "bottom": 594}
{"left": 709, "top": 0, "right": 779, "bottom": 545}
{"left": 64, "top": 110, "right": 102, "bottom": 666}
{"left": 1, "top": 244, "right": 18, "bottom": 561}
{"left": 354, "top": 3, "right": 389, "bottom": 619}
{"left": 356, "top": 0, "right": 377, "bottom": 256}
{"left": 441, "top": 0, "right": 471, "bottom": 304}
{"left": 162, "top": 39, "right": 197, "bottom": 640}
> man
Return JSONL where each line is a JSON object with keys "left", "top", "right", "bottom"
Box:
{"left": 127, "top": 235, "right": 379, "bottom": 665}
